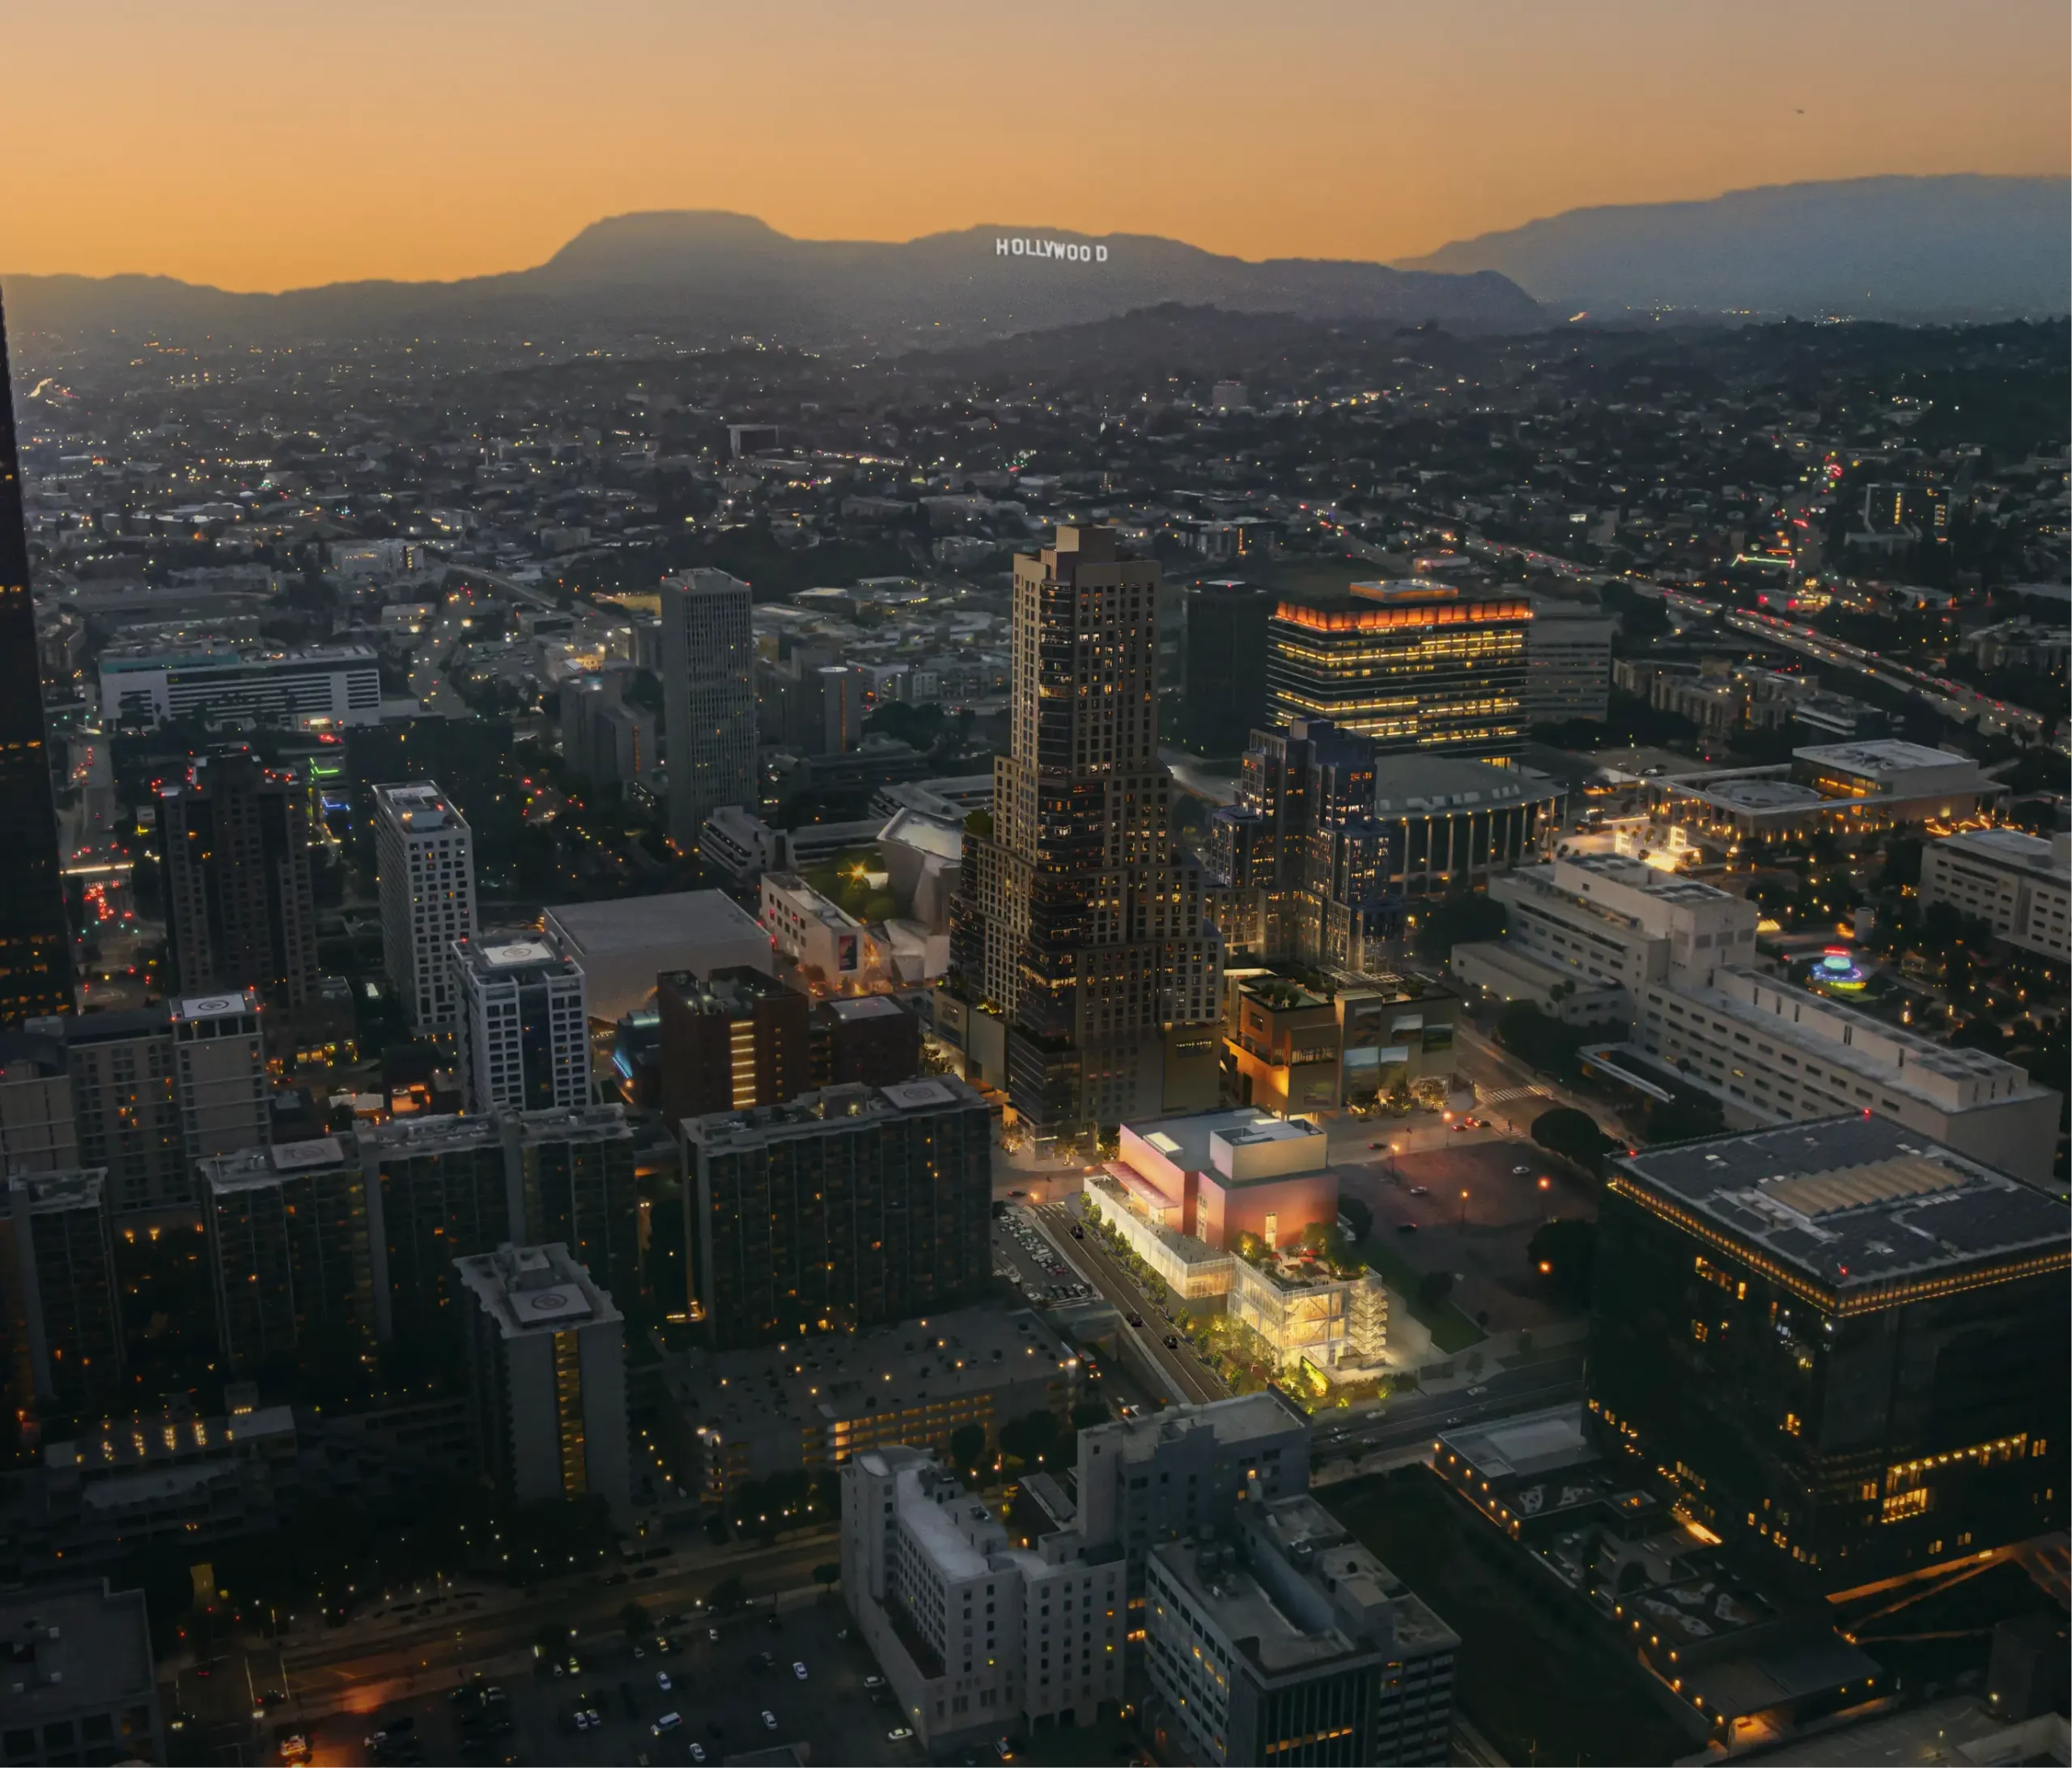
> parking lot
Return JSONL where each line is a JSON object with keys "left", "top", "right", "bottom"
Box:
{"left": 1340, "top": 1136, "right": 1598, "bottom": 1335}
{"left": 282, "top": 1599, "right": 924, "bottom": 1766}
{"left": 994, "top": 1208, "right": 1095, "bottom": 1307}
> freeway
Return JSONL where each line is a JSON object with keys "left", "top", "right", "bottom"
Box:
{"left": 1468, "top": 532, "right": 2052, "bottom": 739}
{"left": 1025, "top": 1201, "right": 1229, "bottom": 1405}
{"left": 1634, "top": 579, "right": 2050, "bottom": 738}
{"left": 1310, "top": 1348, "right": 1587, "bottom": 1466}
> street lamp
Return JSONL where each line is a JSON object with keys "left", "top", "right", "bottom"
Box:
{"left": 1538, "top": 1175, "right": 1552, "bottom": 1222}
{"left": 1458, "top": 1188, "right": 1470, "bottom": 1227}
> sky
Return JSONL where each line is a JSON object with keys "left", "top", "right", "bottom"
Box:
{"left": 4, "top": 0, "right": 2065, "bottom": 292}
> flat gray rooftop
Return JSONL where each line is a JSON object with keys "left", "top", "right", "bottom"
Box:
{"left": 547, "top": 890, "right": 765, "bottom": 952}
{"left": 672, "top": 1306, "right": 1072, "bottom": 1438}
{"left": 0, "top": 1579, "right": 157, "bottom": 1726}
{"left": 1615, "top": 1116, "right": 2068, "bottom": 1293}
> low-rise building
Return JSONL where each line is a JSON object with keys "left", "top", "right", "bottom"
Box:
{"left": 759, "top": 871, "right": 885, "bottom": 988}
{"left": 1219, "top": 969, "right": 1462, "bottom": 1116}
{"left": 1114, "top": 1107, "right": 1336, "bottom": 1252}
{"left": 1645, "top": 741, "right": 1991, "bottom": 841}
{"left": 41, "top": 1406, "right": 300, "bottom": 1558}
{"left": 665, "top": 1306, "right": 1077, "bottom": 1503}
{"left": 1145, "top": 1493, "right": 1458, "bottom": 1766}
{"left": 544, "top": 890, "right": 772, "bottom": 1023}
{"left": 842, "top": 1446, "right": 1127, "bottom": 1752}
{"left": 1454, "top": 853, "right": 2061, "bottom": 1180}
{"left": 1919, "top": 827, "right": 2070, "bottom": 962}
{"left": 0, "top": 1579, "right": 164, "bottom": 1768}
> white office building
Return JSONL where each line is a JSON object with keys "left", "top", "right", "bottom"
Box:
{"left": 661, "top": 569, "right": 757, "bottom": 853}
{"left": 1919, "top": 827, "right": 2070, "bottom": 962}
{"left": 375, "top": 782, "right": 478, "bottom": 1032}
{"left": 100, "top": 644, "right": 382, "bottom": 729}
{"left": 843, "top": 1447, "right": 1127, "bottom": 1752}
{"left": 1454, "top": 853, "right": 2061, "bottom": 1183}
{"left": 455, "top": 940, "right": 590, "bottom": 1113}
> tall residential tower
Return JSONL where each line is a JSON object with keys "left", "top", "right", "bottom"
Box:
{"left": 948, "top": 526, "right": 1222, "bottom": 1139}
{"left": 374, "top": 781, "right": 477, "bottom": 1033}
{"left": 0, "top": 295, "right": 75, "bottom": 1026}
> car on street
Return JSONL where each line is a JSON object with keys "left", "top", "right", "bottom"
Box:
{"left": 762, "top": 1710, "right": 779, "bottom": 1732}
{"left": 656, "top": 1671, "right": 673, "bottom": 1692}
{"left": 1164, "top": 1335, "right": 1178, "bottom": 1349}
{"left": 1126, "top": 1313, "right": 1143, "bottom": 1327}
{"left": 888, "top": 1728, "right": 915, "bottom": 1742}
{"left": 1396, "top": 1221, "right": 1418, "bottom": 1233}
{"left": 652, "top": 1712, "right": 682, "bottom": 1736}
{"left": 1408, "top": 1184, "right": 1429, "bottom": 1196}
{"left": 793, "top": 1661, "right": 808, "bottom": 1680}
{"left": 864, "top": 1675, "right": 886, "bottom": 1690}
{"left": 689, "top": 1747, "right": 707, "bottom": 1764}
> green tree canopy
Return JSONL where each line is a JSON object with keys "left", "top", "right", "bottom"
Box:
{"left": 1532, "top": 1107, "right": 1614, "bottom": 1177}
{"left": 1529, "top": 1218, "right": 1598, "bottom": 1310}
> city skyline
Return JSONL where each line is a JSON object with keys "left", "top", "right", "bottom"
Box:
{"left": 1, "top": 0, "right": 2064, "bottom": 292}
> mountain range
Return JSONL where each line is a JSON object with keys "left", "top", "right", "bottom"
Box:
{"left": 1403, "top": 175, "right": 2070, "bottom": 320}
{"left": 0, "top": 215, "right": 1542, "bottom": 349}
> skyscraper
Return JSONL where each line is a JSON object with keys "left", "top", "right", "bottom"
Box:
{"left": 949, "top": 526, "right": 1223, "bottom": 1139}
{"left": 155, "top": 749, "right": 318, "bottom": 1005}
{"left": 0, "top": 295, "right": 76, "bottom": 1028}
{"left": 374, "top": 781, "right": 478, "bottom": 1033}
{"left": 660, "top": 568, "right": 756, "bottom": 854}
{"left": 1179, "top": 579, "right": 1273, "bottom": 757}
{"left": 1265, "top": 578, "right": 1531, "bottom": 758}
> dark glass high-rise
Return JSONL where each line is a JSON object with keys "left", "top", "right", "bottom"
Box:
{"left": 0, "top": 295, "right": 75, "bottom": 1026}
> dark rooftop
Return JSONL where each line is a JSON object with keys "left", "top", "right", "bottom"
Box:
{"left": 1612, "top": 1116, "right": 2069, "bottom": 1296}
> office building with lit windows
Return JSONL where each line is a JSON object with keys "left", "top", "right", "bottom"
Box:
{"left": 680, "top": 1077, "right": 992, "bottom": 1349}
{"left": 1264, "top": 579, "right": 1531, "bottom": 759}
{"left": 1144, "top": 1493, "right": 1457, "bottom": 1766}
{"left": 1588, "top": 1116, "right": 2069, "bottom": 1598}
{"left": 946, "top": 525, "right": 1225, "bottom": 1139}
{"left": 456, "top": 1240, "right": 629, "bottom": 1513}
{"left": 657, "top": 966, "right": 810, "bottom": 1124}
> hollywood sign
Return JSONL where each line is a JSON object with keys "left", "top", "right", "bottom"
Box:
{"left": 996, "top": 236, "right": 1108, "bottom": 263}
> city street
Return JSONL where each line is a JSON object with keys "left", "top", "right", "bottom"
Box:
{"left": 1029, "top": 1201, "right": 1229, "bottom": 1405}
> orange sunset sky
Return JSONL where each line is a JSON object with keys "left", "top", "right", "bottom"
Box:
{"left": 3, "top": 0, "right": 2065, "bottom": 293}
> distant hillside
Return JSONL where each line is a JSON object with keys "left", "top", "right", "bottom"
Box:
{"left": 1403, "top": 176, "right": 2070, "bottom": 320}
{"left": 2, "top": 212, "right": 1543, "bottom": 348}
